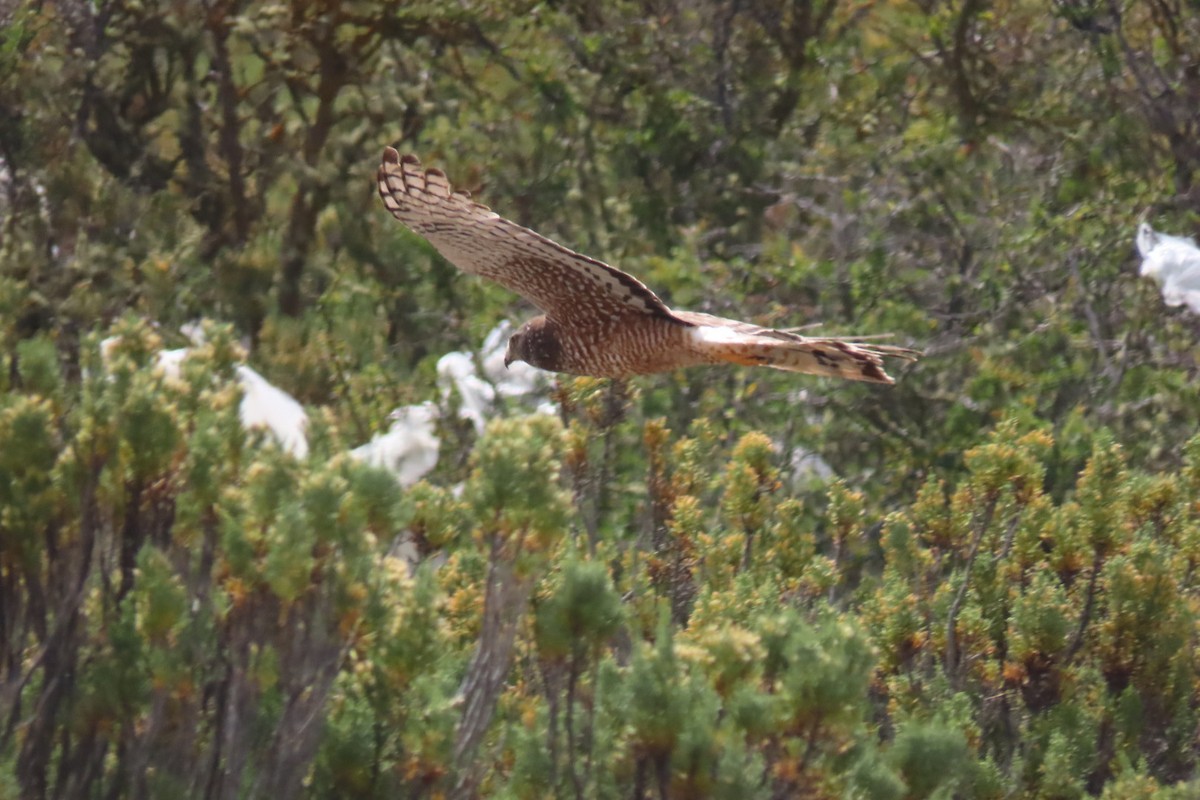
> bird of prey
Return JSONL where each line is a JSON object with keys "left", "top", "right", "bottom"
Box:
{"left": 377, "top": 149, "right": 919, "bottom": 383}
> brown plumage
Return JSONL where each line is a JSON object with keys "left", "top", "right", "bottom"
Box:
{"left": 377, "top": 148, "right": 919, "bottom": 383}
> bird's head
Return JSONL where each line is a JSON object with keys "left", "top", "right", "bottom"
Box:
{"left": 505, "top": 316, "right": 563, "bottom": 372}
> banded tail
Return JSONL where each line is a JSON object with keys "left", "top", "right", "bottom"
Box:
{"left": 679, "top": 312, "right": 920, "bottom": 385}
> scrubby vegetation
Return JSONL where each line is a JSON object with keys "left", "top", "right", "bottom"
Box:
{"left": 2, "top": 1, "right": 1199, "bottom": 797}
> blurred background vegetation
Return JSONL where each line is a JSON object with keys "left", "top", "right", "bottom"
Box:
{"left": 2, "top": 0, "right": 1199, "bottom": 797}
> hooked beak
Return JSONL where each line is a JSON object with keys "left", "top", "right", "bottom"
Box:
{"left": 504, "top": 336, "right": 520, "bottom": 369}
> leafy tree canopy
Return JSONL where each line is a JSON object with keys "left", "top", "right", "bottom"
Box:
{"left": 2, "top": 0, "right": 1199, "bottom": 797}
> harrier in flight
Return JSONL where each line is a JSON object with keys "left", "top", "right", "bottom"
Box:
{"left": 377, "top": 149, "right": 918, "bottom": 383}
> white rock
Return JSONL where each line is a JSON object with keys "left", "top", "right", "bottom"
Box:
{"left": 350, "top": 402, "right": 440, "bottom": 487}
{"left": 1136, "top": 222, "right": 1200, "bottom": 314}
{"left": 789, "top": 446, "right": 835, "bottom": 486}
{"left": 436, "top": 351, "right": 495, "bottom": 435}
{"left": 234, "top": 365, "right": 309, "bottom": 459}
{"left": 145, "top": 346, "right": 309, "bottom": 458}
{"left": 155, "top": 347, "right": 188, "bottom": 379}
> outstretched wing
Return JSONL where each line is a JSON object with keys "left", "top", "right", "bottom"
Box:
{"left": 377, "top": 149, "right": 679, "bottom": 325}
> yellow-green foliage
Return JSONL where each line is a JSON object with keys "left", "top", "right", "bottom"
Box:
{"left": 4, "top": 0, "right": 1200, "bottom": 797}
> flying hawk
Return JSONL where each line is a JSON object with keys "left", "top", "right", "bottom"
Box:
{"left": 377, "top": 149, "right": 918, "bottom": 383}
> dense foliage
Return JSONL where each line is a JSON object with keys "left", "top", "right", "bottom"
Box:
{"left": 2, "top": 0, "right": 1199, "bottom": 797}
